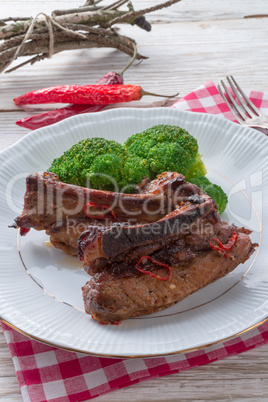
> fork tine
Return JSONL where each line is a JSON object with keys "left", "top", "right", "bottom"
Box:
{"left": 218, "top": 80, "right": 247, "bottom": 122}
{"left": 217, "top": 84, "right": 244, "bottom": 124}
{"left": 227, "top": 76, "right": 256, "bottom": 118}
{"left": 230, "top": 75, "right": 263, "bottom": 117}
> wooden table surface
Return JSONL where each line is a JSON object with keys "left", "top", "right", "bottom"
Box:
{"left": 1, "top": 1, "right": 268, "bottom": 400}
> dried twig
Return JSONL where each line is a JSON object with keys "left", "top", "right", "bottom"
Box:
{"left": 0, "top": 0, "right": 182, "bottom": 74}
{"left": 107, "top": 0, "right": 182, "bottom": 27}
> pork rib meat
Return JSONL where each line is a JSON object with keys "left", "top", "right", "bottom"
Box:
{"left": 80, "top": 187, "right": 257, "bottom": 324}
{"left": 82, "top": 231, "right": 256, "bottom": 324}
{"left": 14, "top": 171, "right": 189, "bottom": 255}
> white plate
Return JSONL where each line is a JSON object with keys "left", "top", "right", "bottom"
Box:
{"left": 0, "top": 108, "right": 267, "bottom": 357}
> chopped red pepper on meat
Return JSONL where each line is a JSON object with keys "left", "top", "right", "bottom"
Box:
{"left": 135, "top": 256, "right": 171, "bottom": 281}
{"left": 84, "top": 202, "right": 116, "bottom": 220}
{"left": 209, "top": 231, "right": 238, "bottom": 258}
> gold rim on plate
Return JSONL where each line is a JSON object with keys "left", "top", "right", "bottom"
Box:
{"left": 1, "top": 316, "right": 267, "bottom": 358}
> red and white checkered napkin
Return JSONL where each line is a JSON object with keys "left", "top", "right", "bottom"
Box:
{"left": 171, "top": 80, "right": 268, "bottom": 126}
{"left": 1, "top": 321, "right": 268, "bottom": 402}
{"left": 2, "top": 81, "right": 268, "bottom": 402}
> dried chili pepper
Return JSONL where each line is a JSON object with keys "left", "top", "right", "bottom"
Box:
{"left": 14, "top": 84, "right": 178, "bottom": 106}
{"left": 16, "top": 104, "right": 107, "bottom": 130}
{"left": 84, "top": 202, "right": 116, "bottom": 220}
{"left": 135, "top": 256, "right": 171, "bottom": 281}
{"left": 209, "top": 231, "right": 238, "bottom": 258}
{"left": 15, "top": 44, "right": 137, "bottom": 129}
{"left": 19, "top": 227, "right": 30, "bottom": 236}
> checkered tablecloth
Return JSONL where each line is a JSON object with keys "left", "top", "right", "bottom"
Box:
{"left": 2, "top": 80, "right": 268, "bottom": 402}
{"left": 1, "top": 321, "right": 268, "bottom": 401}
{"left": 171, "top": 80, "right": 268, "bottom": 125}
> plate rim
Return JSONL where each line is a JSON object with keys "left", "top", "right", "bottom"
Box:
{"left": 1, "top": 107, "right": 267, "bottom": 158}
{"left": 1, "top": 316, "right": 267, "bottom": 358}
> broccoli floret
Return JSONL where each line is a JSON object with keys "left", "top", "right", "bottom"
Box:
{"left": 189, "top": 176, "right": 228, "bottom": 215}
{"left": 120, "top": 155, "right": 151, "bottom": 192}
{"left": 88, "top": 153, "right": 124, "bottom": 191}
{"left": 125, "top": 124, "right": 200, "bottom": 178}
{"left": 125, "top": 124, "right": 198, "bottom": 164}
{"left": 49, "top": 126, "right": 221, "bottom": 206}
{"left": 49, "top": 137, "right": 126, "bottom": 187}
{"left": 148, "top": 142, "right": 190, "bottom": 176}
{"left": 185, "top": 153, "right": 207, "bottom": 180}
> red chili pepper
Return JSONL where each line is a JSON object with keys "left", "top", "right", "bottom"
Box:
{"left": 15, "top": 104, "right": 106, "bottom": 130}
{"left": 15, "top": 44, "right": 138, "bottom": 129}
{"left": 135, "top": 256, "right": 171, "bottom": 281}
{"left": 14, "top": 84, "right": 178, "bottom": 106}
{"left": 15, "top": 72, "right": 125, "bottom": 129}
{"left": 14, "top": 84, "right": 135, "bottom": 105}
{"left": 84, "top": 202, "right": 116, "bottom": 220}
{"left": 209, "top": 231, "right": 238, "bottom": 258}
{"left": 19, "top": 227, "right": 30, "bottom": 236}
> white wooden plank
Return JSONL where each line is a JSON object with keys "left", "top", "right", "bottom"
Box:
{"left": 1, "top": 17, "right": 268, "bottom": 114}
{"left": 1, "top": 0, "right": 268, "bottom": 22}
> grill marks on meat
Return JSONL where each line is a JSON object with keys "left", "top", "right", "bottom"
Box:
{"left": 15, "top": 171, "right": 187, "bottom": 230}
{"left": 89, "top": 217, "right": 240, "bottom": 280}
{"left": 82, "top": 232, "right": 257, "bottom": 324}
{"left": 79, "top": 193, "right": 216, "bottom": 274}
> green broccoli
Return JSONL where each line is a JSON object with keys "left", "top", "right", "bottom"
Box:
{"left": 189, "top": 176, "right": 228, "bottom": 215}
{"left": 185, "top": 153, "right": 207, "bottom": 180}
{"left": 49, "top": 137, "right": 126, "bottom": 187}
{"left": 48, "top": 126, "right": 226, "bottom": 215}
{"left": 125, "top": 124, "right": 204, "bottom": 179}
{"left": 120, "top": 155, "right": 151, "bottom": 192}
{"left": 148, "top": 142, "right": 190, "bottom": 176}
{"left": 125, "top": 125, "right": 198, "bottom": 165}
{"left": 87, "top": 153, "right": 124, "bottom": 191}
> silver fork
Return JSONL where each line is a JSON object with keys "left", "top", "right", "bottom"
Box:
{"left": 217, "top": 76, "right": 268, "bottom": 129}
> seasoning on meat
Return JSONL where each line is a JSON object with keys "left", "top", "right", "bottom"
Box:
{"left": 79, "top": 187, "right": 257, "bottom": 324}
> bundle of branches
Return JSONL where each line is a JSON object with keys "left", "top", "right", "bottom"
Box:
{"left": 0, "top": 0, "right": 181, "bottom": 74}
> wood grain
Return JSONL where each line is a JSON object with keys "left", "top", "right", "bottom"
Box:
{"left": 2, "top": 0, "right": 268, "bottom": 22}
{"left": 1, "top": 1, "right": 268, "bottom": 401}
